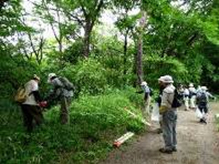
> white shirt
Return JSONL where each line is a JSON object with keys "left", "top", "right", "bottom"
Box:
{"left": 184, "top": 88, "right": 189, "bottom": 96}
{"left": 23, "top": 80, "right": 39, "bottom": 106}
{"left": 189, "top": 87, "right": 196, "bottom": 93}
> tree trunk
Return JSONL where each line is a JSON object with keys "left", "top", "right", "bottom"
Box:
{"left": 136, "top": 37, "right": 143, "bottom": 84}
{"left": 123, "top": 30, "right": 128, "bottom": 82}
{"left": 83, "top": 21, "right": 93, "bottom": 58}
{"left": 136, "top": 12, "right": 146, "bottom": 84}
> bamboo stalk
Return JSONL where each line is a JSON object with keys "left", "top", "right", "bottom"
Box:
{"left": 124, "top": 108, "right": 151, "bottom": 126}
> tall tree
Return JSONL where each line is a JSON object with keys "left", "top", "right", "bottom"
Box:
{"left": 60, "top": 0, "right": 109, "bottom": 58}
{"left": 114, "top": 0, "right": 140, "bottom": 83}
{"left": 136, "top": 11, "right": 146, "bottom": 84}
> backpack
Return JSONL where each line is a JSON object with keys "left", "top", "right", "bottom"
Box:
{"left": 15, "top": 85, "right": 27, "bottom": 103}
{"left": 172, "top": 89, "right": 183, "bottom": 108}
{"left": 197, "top": 92, "right": 207, "bottom": 103}
{"left": 58, "top": 77, "right": 74, "bottom": 91}
{"left": 189, "top": 90, "right": 196, "bottom": 98}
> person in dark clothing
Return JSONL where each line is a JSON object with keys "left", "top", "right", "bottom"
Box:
{"left": 21, "top": 74, "right": 43, "bottom": 132}
{"left": 196, "top": 86, "right": 215, "bottom": 124}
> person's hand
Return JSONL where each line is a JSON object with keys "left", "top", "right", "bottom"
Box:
{"left": 39, "top": 101, "right": 48, "bottom": 108}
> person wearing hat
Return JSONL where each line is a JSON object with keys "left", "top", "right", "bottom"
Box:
{"left": 188, "top": 83, "right": 197, "bottom": 109}
{"left": 196, "top": 86, "right": 215, "bottom": 124}
{"left": 45, "top": 73, "right": 74, "bottom": 124}
{"left": 183, "top": 86, "right": 190, "bottom": 111}
{"left": 140, "top": 81, "right": 152, "bottom": 116}
{"left": 21, "top": 74, "right": 44, "bottom": 132}
{"left": 158, "top": 75, "right": 177, "bottom": 154}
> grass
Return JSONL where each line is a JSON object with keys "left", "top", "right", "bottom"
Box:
{"left": 0, "top": 88, "right": 146, "bottom": 164}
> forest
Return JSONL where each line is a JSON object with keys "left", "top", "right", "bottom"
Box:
{"left": 0, "top": 0, "right": 219, "bottom": 163}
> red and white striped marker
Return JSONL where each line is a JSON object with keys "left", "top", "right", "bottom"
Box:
{"left": 113, "top": 132, "right": 134, "bottom": 147}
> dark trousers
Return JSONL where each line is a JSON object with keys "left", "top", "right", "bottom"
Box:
{"left": 198, "top": 102, "right": 208, "bottom": 114}
{"left": 21, "top": 104, "right": 43, "bottom": 132}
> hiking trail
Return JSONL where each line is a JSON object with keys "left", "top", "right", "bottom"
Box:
{"left": 100, "top": 102, "right": 219, "bottom": 164}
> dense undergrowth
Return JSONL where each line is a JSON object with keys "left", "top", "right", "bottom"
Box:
{"left": 0, "top": 88, "right": 146, "bottom": 164}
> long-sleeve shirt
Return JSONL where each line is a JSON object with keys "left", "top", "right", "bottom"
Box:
{"left": 160, "top": 84, "right": 175, "bottom": 113}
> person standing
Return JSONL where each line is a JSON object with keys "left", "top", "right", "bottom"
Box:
{"left": 140, "top": 81, "right": 152, "bottom": 115}
{"left": 21, "top": 74, "right": 43, "bottom": 132}
{"left": 183, "top": 86, "right": 190, "bottom": 111}
{"left": 196, "top": 86, "right": 214, "bottom": 124}
{"left": 46, "top": 73, "right": 74, "bottom": 124}
{"left": 158, "top": 75, "right": 177, "bottom": 154}
{"left": 189, "top": 83, "right": 196, "bottom": 109}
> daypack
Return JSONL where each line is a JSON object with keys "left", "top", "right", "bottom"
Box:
{"left": 197, "top": 92, "right": 207, "bottom": 103}
{"left": 58, "top": 77, "right": 74, "bottom": 91}
{"left": 172, "top": 89, "right": 183, "bottom": 108}
{"left": 15, "top": 85, "right": 27, "bottom": 103}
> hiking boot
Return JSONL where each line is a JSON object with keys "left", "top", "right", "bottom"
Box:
{"left": 202, "top": 119, "right": 207, "bottom": 124}
{"left": 159, "top": 148, "right": 172, "bottom": 154}
{"left": 172, "top": 147, "right": 177, "bottom": 152}
{"left": 200, "top": 119, "right": 204, "bottom": 123}
{"left": 156, "top": 128, "right": 163, "bottom": 134}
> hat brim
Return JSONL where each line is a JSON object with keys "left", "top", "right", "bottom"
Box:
{"left": 158, "top": 78, "right": 174, "bottom": 83}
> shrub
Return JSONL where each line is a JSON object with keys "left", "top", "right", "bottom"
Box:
{"left": 60, "top": 58, "right": 108, "bottom": 96}
{"left": 0, "top": 88, "right": 145, "bottom": 164}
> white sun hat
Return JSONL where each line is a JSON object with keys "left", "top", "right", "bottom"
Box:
{"left": 158, "top": 75, "right": 174, "bottom": 83}
{"left": 47, "top": 73, "right": 57, "bottom": 83}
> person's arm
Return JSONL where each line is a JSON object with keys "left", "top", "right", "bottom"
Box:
{"left": 207, "top": 92, "right": 215, "bottom": 99}
{"left": 32, "top": 91, "right": 41, "bottom": 103}
{"left": 31, "top": 81, "right": 41, "bottom": 103}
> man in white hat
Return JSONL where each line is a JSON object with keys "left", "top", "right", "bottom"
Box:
{"left": 158, "top": 75, "right": 177, "bottom": 154}
{"left": 46, "top": 73, "right": 74, "bottom": 124}
{"left": 196, "top": 86, "right": 215, "bottom": 124}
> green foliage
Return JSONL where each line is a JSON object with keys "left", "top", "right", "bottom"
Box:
{"left": 63, "top": 39, "right": 84, "bottom": 64}
{"left": 93, "top": 36, "right": 135, "bottom": 88}
{"left": 143, "top": 55, "right": 188, "bottom": 87}
{"left": 0, "top": 89, "right": 145, "bottom": 164}
{"left": 60, "top": 58, "right": 108, "bottom": 95}
{"left": 0, "top": 54, "right": 42, "bottom": 99}
{"left": 1, "top": 0, "right": 219, "bottom": 163}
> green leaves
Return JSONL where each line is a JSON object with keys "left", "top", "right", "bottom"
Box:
{"left": 0, "top": 88, "right": 144, "bottom": 163}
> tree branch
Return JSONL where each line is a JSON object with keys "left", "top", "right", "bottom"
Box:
{"left": 69, "top": 13, "right": 85, "bottom": 27}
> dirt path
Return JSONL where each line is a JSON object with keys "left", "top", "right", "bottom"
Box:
{"left": 100, "top": 102, "right": 219, "bottom": 164}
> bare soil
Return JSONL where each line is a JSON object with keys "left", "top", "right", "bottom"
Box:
{"left": 100, "top": 102, "right": 219, "bottom": 164}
